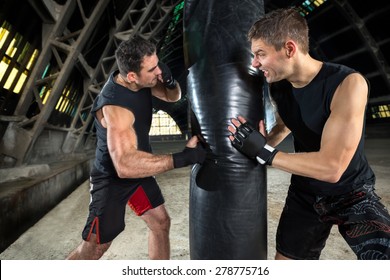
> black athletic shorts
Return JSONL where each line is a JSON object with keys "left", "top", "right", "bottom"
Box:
{"left": 81, "top": 176, "right": 165, "bottom": 244}
{"left": 276, "top": 183, "right": 390, "bottom": 260}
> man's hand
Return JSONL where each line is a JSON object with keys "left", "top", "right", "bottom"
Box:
{"left": 228, "top": 116, "right": 278, "bottom": 165}
{"left": 172, "top": 136, "right": 206, "bottom": 168}
{"left": 158, "top": 61, "right": 176, "bottom": 89}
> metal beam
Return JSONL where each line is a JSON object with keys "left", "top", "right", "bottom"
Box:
{"left": 64, "top": 0, "right": 182, "bottom": 153}
{"left": 0, "top": 0, "right": 111, "bottom": 165}
{"left": 335, "top": 0, "right": 390, "bottom": 89}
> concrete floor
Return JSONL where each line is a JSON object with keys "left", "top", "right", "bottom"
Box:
{"left": 0, "top": 123, "right": 389, "bottom": 260}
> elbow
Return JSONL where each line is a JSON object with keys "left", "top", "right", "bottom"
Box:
{"left": 116, "top": 167, "right": 128, "bottom": 178}
{"left": 169, "top": 92, "right": 181, "bottom": 102}
{"left": 168, "top": 86, "right": 181, "bottom": 102}
{"left": 322, "top": 172, "right": 343, "bottom": 184}
{"left": 170, "top": 96, "right": 181, "bottom": 102}
{"left": 111, "top": 151, "right": 138, "bottom": 178}
{"left": 116, "top": 164, "right": 137, "bottom": 179}
{"left": 319, "top": 164, "right": 345, "bottom": 183}
{"left": 116, "top": 170, "right": 127, "bottom": 179}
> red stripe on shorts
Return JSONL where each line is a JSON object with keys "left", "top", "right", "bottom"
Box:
{"left": 86, "top": 216, "right": 101, "bottom": 244}
{"left": 128, "top": 186, "right": 153, "bottom": 216}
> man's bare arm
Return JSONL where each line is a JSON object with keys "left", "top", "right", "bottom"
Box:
{"left": 102, "top": 105, "right": 199, "bottom": 178}
{"left": 151, "top": 81, "right": 182, "bottom": 102}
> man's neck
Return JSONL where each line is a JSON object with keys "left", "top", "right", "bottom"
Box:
{"left": 290, "top": 56, "right": 323, "bottom": 88}
{"left": 115, "top": 73, "right": 140, "bottom": 92}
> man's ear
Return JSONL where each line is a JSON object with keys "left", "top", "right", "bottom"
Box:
{"left": 126, "top": 72, "right": 137, "bottom": 82}
{"left": 285, "top": 40, "right": 296, "bottom": 58}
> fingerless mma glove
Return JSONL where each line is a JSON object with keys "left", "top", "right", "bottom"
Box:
{"left": 231, "top": 121, "right": 278, "bottom": 165}
{"left": 172, "top": 144, "right": 206, "bottom": 168}
{"left": 158, "top": 61, "right": 176, "bottom": 89}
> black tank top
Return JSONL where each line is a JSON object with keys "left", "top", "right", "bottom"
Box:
{"left": 270, "top": 62, "right": 375, "bottom": 195}
{"left": 90, "top": 70, "right": 153, "bottom": 181}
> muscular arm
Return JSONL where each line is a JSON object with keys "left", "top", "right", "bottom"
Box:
{"left": 151, "top": 80, "right": 182, "bottom": 102}
{"left": 102, "top": 105, "right": 174, "bottom": 178}
{"left": 272, "top": 73, "right": 368, "bottom": 182}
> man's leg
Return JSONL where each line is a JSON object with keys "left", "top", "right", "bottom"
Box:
{"left": 140, "top": 204, "right": 171, "bottom": 260}
{"left": 337, "top": 184, "right": 390, "bottom": 259}
{"left": 66, "top": 234, "right": 112, "bottom": 260}
{"left": 275, "top": 185, "right": 332, "bottom": 260}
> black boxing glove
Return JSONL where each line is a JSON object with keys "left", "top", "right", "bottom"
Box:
{"left": 172, "top": 143, "right": 206, "bottom": 168}
{"left": 158, "top": 61, "right": 176, "bottom": 89}
{"left": 231, "top": 121, "right": 278, "bottom": 165}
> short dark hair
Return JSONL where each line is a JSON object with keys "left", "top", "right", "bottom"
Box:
{"left": 248, "top": 7, "right": 309, "bottom": 54}
{"left": 115, "top": 36, "right": 156, "bottom": 76}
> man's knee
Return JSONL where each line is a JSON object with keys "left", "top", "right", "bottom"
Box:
{"left": 160, "top": 213, "right": 171, "bottom": 230}
{"left": 152, "top": 212, "right": 171, "bottom": 231}
{"left": 142, "top": 207, "right": 171, "bottom": 231}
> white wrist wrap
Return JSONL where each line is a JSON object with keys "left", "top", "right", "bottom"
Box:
{"left": 256, "top": 144, "right": 276, "bottom": 165}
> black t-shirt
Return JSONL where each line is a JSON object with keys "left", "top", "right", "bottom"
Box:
{"left": 270, "top": 62, "right": 375, "bottom": 195}
{"left": 90, "top": 70, "right": 153, "bottom": 182}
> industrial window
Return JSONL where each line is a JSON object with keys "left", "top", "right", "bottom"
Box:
{"left": 0, "top": 20, "right": 39, "bottom": 95}
{"left": 297, "top": 0, "right": 327, "bottom": 16}
{"left": 54, "top": 80, "right": 79, "bottom": 116}
{"left": 370, "top": 104, "right": 390, "bottom": 119}
{"left": 46, "top": 71, "right": 83, "bottom": 127}
{"left": 150, "top": 110, "right": 181, "bottom": 136}
{"left": 0, "top": 20, "right": 39, "bottom": 115}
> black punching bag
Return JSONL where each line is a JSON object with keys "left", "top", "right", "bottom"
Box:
{"left": 184, "top": 0, "right": 267, "bottom": 259}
